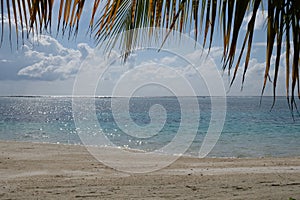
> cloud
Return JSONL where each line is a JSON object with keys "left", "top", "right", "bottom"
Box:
{"left": 160, "top": 56, "right": 178, "bottom": 65}
{"left": 0, "top": 13, "right": 288, "bottom": 97}
{"left": 0, "top": 15, "right": 94, "bottom": 81}
{"left": 17, "top": 37, "right": 92, "bottom": 80}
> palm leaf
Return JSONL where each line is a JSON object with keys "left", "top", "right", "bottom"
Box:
{"left": 89, "top": 0, "right": 100, "bottom": 32}
{"left": 271, "top": 3, "right": 284, "bottom": 109}
{"left": 192, "top": 0, "right": 199, "bottom": 40}
{"left": 0, "top": 1, "right": 3, "bottom": 45}
{"left": 285, "top": 0, "right": 291, "bottom": 108}
{"left": 203, "top": 0, "right": 211, "bottom": 47}
{"left": 291, "top": 12, "right": 299, "bottom": 111}
{"left": 1, "top": 0, "right": 300, "bottom": 111}
{"left": 6, "top": 0, "right": 12, "bottom": 47}
{"left": 226, "top": 0, "right": 250, "bottom": 72}
{"left": 11, "top": 0, "right": 18, "bottom": 46}
{"left": 208, "top": 0, "right": 216, "bottom": 50}
{"left": 241, "top": 0, "right": 261, "bottom": 89}
{"left": 261, "top": 0, "right": 276, "bottom": 99}
{"left": 16, "top": 0, "right": 25, "bottom": 43}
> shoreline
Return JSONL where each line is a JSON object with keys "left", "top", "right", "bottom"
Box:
{"left": 1, "top": 139, "right": 298, "bottom": 159}
{"left": 0, "top": 140, "right": 299, "bottom": 199}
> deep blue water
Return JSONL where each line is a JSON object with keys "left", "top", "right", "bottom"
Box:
{"left": 0, "top": 96, "right": 299, "bottom": 158}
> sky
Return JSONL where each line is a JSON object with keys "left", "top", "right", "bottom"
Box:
{"left": 0, "top": 2, "right": 289, "bottom": 97}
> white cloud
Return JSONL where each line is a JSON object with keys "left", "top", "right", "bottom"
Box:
{"left": 17, "top": 36, "right": 92, "bottom": 80}
{"left": 224, "top": 56, "right": 288, "bottom": 96}
{"left": 160, "top": 56, "right": 178, "bottom": 65}
{"left": 0, "top": 15, "right": 95, "bottom": 81}
{"left": 0, "top": 13, "right": 289, "bottom": 97}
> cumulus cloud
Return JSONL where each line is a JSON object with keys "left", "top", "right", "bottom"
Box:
{"left": 0, "top": 13, "right": 288, "bottom": 96}
{"left": 17, "top": 37, "right": 92, "bottom": 80}
{"left": 160, "top": 56, "right": 178, "bottom": 65}
{"left": 0, "top": 15, "right": 94, "bottom": 81}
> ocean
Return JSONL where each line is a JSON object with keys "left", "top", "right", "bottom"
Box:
{"left": 0, "top": 96, "right": 299, "bottom": 158}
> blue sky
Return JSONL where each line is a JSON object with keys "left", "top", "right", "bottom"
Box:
{"left": 0, "top": 2, "right": 289, "bottom": 96}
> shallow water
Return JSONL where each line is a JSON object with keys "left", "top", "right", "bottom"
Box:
{"left": 0, "top": 96, "right": 299, "bottom": 158}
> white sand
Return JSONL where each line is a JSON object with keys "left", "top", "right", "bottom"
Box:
{"left": 0, "top": 141, "right": 299, "bottom": 199}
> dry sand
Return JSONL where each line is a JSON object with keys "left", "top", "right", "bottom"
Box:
{"left": 0, "top": 140, "right": 299, "bottom": 199}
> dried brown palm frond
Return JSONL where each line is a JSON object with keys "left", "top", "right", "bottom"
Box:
{"left": 0, "top": 0, "right": 85, "bottom": 45}
{"left": 0, "top": 0, "right": 300, "bottom": 110}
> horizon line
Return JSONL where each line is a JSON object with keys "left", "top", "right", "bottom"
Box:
{"left": 0, "top": 95, "right": 289, "bottom": 98}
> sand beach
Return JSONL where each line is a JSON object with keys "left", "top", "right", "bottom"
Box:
{"left": 0, "top": 140, "right": 299, "bottom": 199}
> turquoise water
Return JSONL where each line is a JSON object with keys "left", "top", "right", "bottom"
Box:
{"left": 0, "top": 96, "right": 299, "bottom": 158}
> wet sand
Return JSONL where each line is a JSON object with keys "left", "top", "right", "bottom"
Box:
{"left": 0, "top": 141, "right": 299, "bottom": 199}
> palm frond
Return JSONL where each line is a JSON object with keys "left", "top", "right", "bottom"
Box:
{"left": 271, "top": 2, "right": 284, "bottom": 109}
{"left": 1, "top": 0, "right": 300, "bottom": 111}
